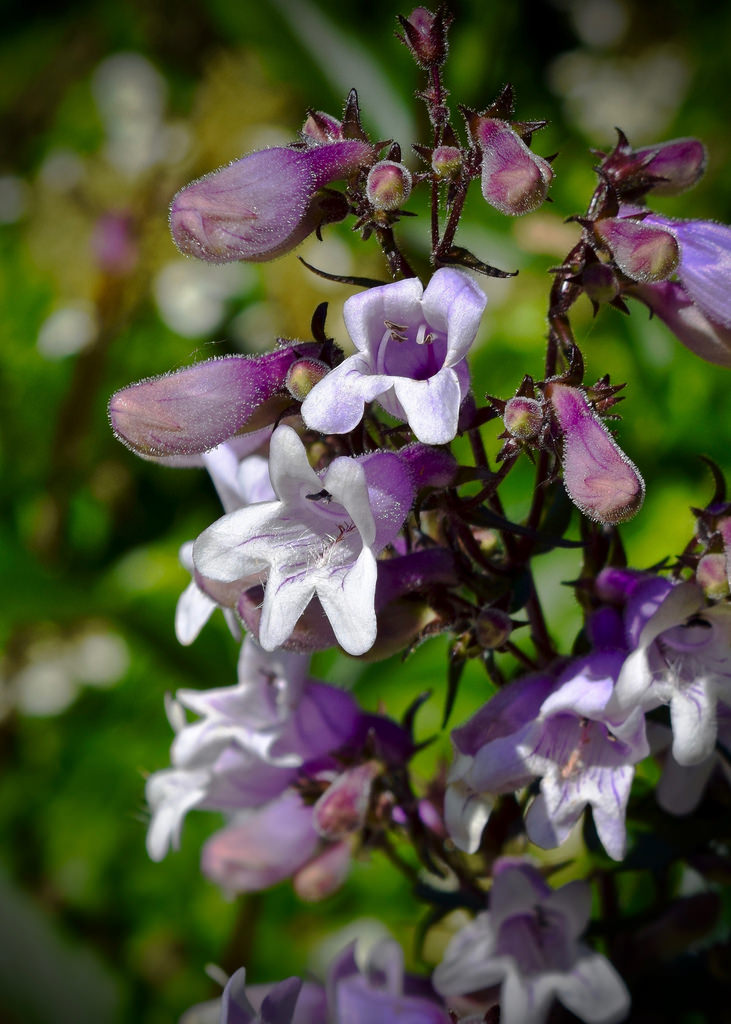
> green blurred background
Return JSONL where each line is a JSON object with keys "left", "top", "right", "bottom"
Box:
{"left": 1, "top": 0, "right": 730, "bottom": 1021}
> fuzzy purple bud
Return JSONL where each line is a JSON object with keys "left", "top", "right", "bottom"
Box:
{"left": 634, "top": 137, "right": 707, "bottom": 196}
{"left": 313, "top": 762, "right": 379, "bottom": 839}
{"left": 302, "top": 110, "right": 344, "bottom": 144}
{"left": 582, "top": 262, "right": 620, "bottom": 305}
{"left": 431, "top": 145, "right": 462, "bottom": 179}
{"left": 594, "top": 217, "right": 679, "bottom": 282}
{"left": 474, "top": 118, "right": 553, "bottom": 216}
{"left": 366, "top": 160, "right": 412, "bottom": 210}
{"left": 170, "top": 140, "right": 372, "bottom": 263}
{"left": 109, "top": 345, "right": 319, "bottom": 457}
{"left": 475, "top": 607, "right": 512, "bottom": 649}
{"left": 696, "top": 553, "right": 729, "bottom": 598}
{"left": 547, "top": 382, "right": 645, "bottom": 525}
{"left": 503, "top": 395, "right": 543, "bottom": 439}
{"left": 397, "top": 7, "right": 451, "bottom": 68}
{"left": 285, "top": 358, "right": 331, "bottom": 402}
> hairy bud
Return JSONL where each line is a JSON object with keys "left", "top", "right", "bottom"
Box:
{"left": 475, "top": 607, "right": 513, "bottom": 649}
{"left": 473, "top": 118, "right": 553, "bottom": 216}
{"left": 109, "top": 345, "right": 319, "bottom": 457}
{"left": 696, "top": 553, "right": 729, "bottom": 598}
{"left": 313, "top": 762, "right": 380, "bottom": 839}
{"left": 397, "top": 6, "right": 452, "bottom": 68}
{"left": 366, "top": 160, "right": 413, "bottom": 210}
{"left": 503, "top": 395, "right": 543, "bottom": 439}
{"left": 633, "top": 137, "right": 707, "bottom": 196}
{"left": 594, "top": 217, "right": 679, "bottom": 283}
{"left": 431, "top": 145, "right": 462, "bottom": 179}
{"left": 582, "top": 262, "right": 620, "bottom": 305}
{"left": 286, "top": 358, "right": 331, "bottom": 401}
{"left": 170, "top": 140, "right": 372, "bottom": 263}
{"left": 546, "top": 382, "right": 645, "bottom": 525}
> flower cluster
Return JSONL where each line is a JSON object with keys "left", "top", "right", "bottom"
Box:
{"left": 106, "top": 6, "right": 731, "bottom": 1023}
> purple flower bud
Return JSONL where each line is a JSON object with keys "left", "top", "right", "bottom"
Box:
{"left": 293, "top": 839, "right": 351, "bottom": 903}
{"left": 474, "top": 118, "right": 553, "bottom": 216}
{"left": 633, "top": 137, "right": 707, "bottom": 196}
{"left": 696, "top": 553, "right": 729, "bottom": 598}
{"left": 285, "top": 357, "right": 330, "bottom": 401}
{"left": 475, "top": 607, "right": 512, "bottom": 649}
{"left": 302, "top": 109, "right": 344, "bottom": 144}
{"left": 397, "top": 7, "right": 451, "bottom": 68}
{"left": 170, "top": 140, "right": 372, "bottom": 263}
{"left": 109, "top": 344, "right": 319, "bottom": 457}
{"left": 91, "top": 212, "right": 137, "bottom": 275}
{"left": 546, "top": 382, "right": 645, "bottom": 525}
{"left": 503, "top": 395, "right": 543, "bottom": 439}
{"left": 594, "top": 217, "right": 679, "bottom": 282}
{"left": 366, "top": 160, "right": 413, "bottom": 210}
{"left": 313, "top": 762, "right": 379, "bottom": 839}
{"left": 431, "top": 145, "right": 462, "bottom": 179}
{"left": 582, "top": 262, "right": 620, "bottom": 305}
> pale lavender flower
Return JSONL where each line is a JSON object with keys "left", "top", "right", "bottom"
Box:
{"left": 175, "top": 446, "right": 275, "bottom": 645}
{"left": 644, "top": 215, "right": 731, "bottom": 328}
{"left": 300, "top": 269, "right": 486, "bottom": 444}
{"left": 631, "top": 280, "right": 731, "bottom": 367}
{"left": 627, "top": 215, "right": 731, "bottom": 365}
{"left": 446, "top": 653, "right": 649, "bottom": 860}
{"left": 433, "top": 858, "right": 630, "bottom": 1024}
{"left": 650, "top": 704, "right": 731, "bottom": 815}
{"left": 612, "top": 579, "right": 731, "bottom": 766}
{"left": 145, "top": 637, "right": 359, "bottom": 860}
{"left": 201, "top": 790, "right": 324, "bottom": 894}
{"left": 193, "top": 425, "right": 416, "bottom": 655}
{"left": 327, "top": 938, "right": 450, "bottom": 1024}
{"left": 218, "top": 970, "right": 310, "bottom": 1024}
{"left": 197, "top": 936, "right": 450, "bottom": 1024}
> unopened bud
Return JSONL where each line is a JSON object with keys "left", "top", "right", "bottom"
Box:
{"left": 503, "top": 395, "right": 543, "bottom": 439}
{"left": 302, "top": 110, "right": 344, "bottom": 144}
{"left": 313, "top": 762, "right": 380, "bottom": 839}
{"left": 293, "top": 840, "right": 351, "bottom": 902}
{"left": 594, "top": 217, "right": 679, "bottom": 283}
{"left": 431, "top": 145, "right": 462, "bottom": 179}
{"left": 582, "top": 262, "right": 620, "bottom": 305}
{"left": 634, "top": 138, "right": 707, "bottom": 196}
{"left": 109, "top": 345, "right": 319, "bottom": 457}
{"left": 286, "top": 357, "right": 330, "bottom": 401}
{"left": 397, "top": 7, "right": 451, "bottom": 68}
{"left": 474, "top": 118, "right": 553, "bottom": 216}
{"left": 546, "top": 382, "right": 645, "bottom": 525}
{"left": 475, "top": 607, "right": 512, "bottom": 649}
{"left": 696, "top": 553, "right": 729, "bottom": 598}
{"left": 366, "top": 160, "right": 412, "bottom": 210}
{"left": 170, "top": 140, "right": 372, "bottom": 263}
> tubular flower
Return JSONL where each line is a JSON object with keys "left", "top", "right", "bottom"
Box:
{"left": 193, "top": 425, "right": 416, "bottom": 655}
{"left": 433, "top": 859, "right": 630, "bottom": 1024}
{"left": 170, "top": 139, "right": 373, "bottom": 263}
{"left": 301, "top": 268, "right": 487, "bottom": 444}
